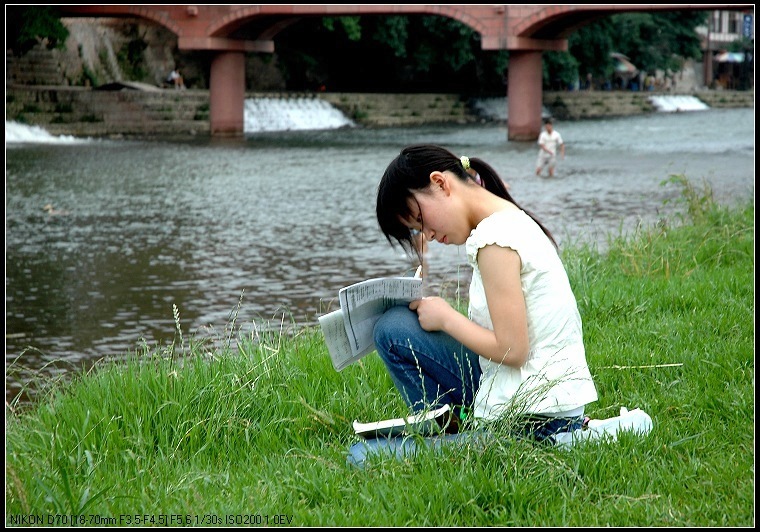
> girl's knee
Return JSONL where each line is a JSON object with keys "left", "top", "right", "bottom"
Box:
{"left": 373, "top": 306, "right": 419, "bottom": 351}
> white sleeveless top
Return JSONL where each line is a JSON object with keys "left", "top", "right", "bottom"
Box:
{"left": 466, "top": 209, "right": 598, "bottom": 420}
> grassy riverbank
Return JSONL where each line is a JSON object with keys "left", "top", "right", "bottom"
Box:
{"left": 5, "top": 177, "right": 754, "bottom": 527}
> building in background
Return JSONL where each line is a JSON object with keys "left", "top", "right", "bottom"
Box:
{"left": 696, "top": 9, "right": 754, "bottom": 89}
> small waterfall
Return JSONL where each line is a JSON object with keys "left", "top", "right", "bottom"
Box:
{"left": 469, "top": 97, "right": 551, "bottom": 121}
{"left": 649, "top": 95, "right": 710, "bottom": 112}
{"left": 244, "top": 97, "right": 355, "bottom": 132}
{"left": 5, "top": 121, "right": 91, "bottom": 144}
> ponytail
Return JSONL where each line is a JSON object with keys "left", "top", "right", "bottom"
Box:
{"left": 469, "top": 157, "right": 558, "bottom": 249}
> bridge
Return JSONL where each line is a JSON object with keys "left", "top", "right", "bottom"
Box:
{"left": 57, "top": 4, "right": 746, "bottom": 139}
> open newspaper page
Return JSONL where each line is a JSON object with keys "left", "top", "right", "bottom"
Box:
{"left": 339, "top": 276, "right": 423, "bottom": 361}
{"left": 319, "top": 276, "right": 423, "bottom": 372}
{"left": 318, "top": 309, "right": 355, "bottom": 371}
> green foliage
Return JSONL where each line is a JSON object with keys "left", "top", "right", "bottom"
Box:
{"left": 660, "top": 173, "right": 714, "bottom": 225}
{"left": 116, "top": 26, "right": 149, "bottom": 81}
{"left": 542, "top": 11, "right": 708, "bottom": 89}
{"left": 273, "top": 10, "right": 709, "bottom": 94}
{"left": 543, "top": 51, "right": 580, "bottom": 90}
{"left": 568, "top": 19, "right": 616, "bottom": 78}
{"left": 728, "top": 36, "right": 753, "bottom": 53}
{"left": 6, "top": 6, "right": 70, "bottom": 56}
{"left": 5, "top": 8, "right": 716, "bottom": 95}
{"left": 322, "top": 16, "right": 362, "bottom": 41}
{"left": 372, "top": 16, "right": 409, "bottom": 58}
{"left": 420, "top": 16, "right": 477, "bottom": 73}
{"left": 80, "top": 64, "right": 99, "bottom": 88}
{"left": 609, "top": 11, "right": 704, "bottom": 73}
{"left": 275, "top": 14, "right": 501, "bottom": 94}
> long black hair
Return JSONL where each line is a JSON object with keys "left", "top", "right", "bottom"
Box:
{"left": 376, "top": 144, "right": 557, "bottom": 260}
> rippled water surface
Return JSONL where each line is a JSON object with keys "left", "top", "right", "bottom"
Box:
{"left": 5, "top": 108, "right": 754, "bottom": 399}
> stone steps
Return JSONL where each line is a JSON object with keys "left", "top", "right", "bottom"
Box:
{"left": 319, "top": 92, "right": 475, "bottom": 126}
{"left": 6, "top": 86, "right": 211, "bottom": 137}
{"left": 693, "top": 90, "right": 755, "bottom": 108}
{"left": 543, "top": 90, "right": 755, "bottom": 120}
{"left": 42, "top": 119, "right": 209, "bottom": 137}
{"left": 6, "top": 85, "right": 754, "bottom": 138}
{"left": 6, "top": 48, "right": 69, "bottom": 86}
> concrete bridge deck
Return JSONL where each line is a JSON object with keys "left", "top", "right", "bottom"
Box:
{"left": 53, "top": 4, "right": 751, "bottom": 139}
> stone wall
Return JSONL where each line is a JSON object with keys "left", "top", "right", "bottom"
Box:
{"left": 6, "top": 18, "right": 180, "bottom": 88}
{"left": 318, "top": 93, "right": 475, "bottom": 127}
{"left": 690, "top": 90, "right": 756, "bottom": 109}
{"left": 543, "top": 89, "right": 754, "bottom": 120}
{"left": 5, "top": 85, "right": 210, "bottom": 137}
{"left": 6, "top": 84, "right": 753, "bottom": 138}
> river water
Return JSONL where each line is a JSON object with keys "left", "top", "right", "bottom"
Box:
{"left": 5, "top": 105, "right": 754, "bottom": 401}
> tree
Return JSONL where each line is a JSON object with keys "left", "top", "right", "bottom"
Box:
{"left": 6, "top": 6, "right": 69, "bottom": 56}
{"left": 540, "top": 11, "right": 708, "bottom": 90}
{"left": 569, "top": 19, "right": 617, "bottom": 80}
{"left": 610, "top": 11, "right": 706, "bottom": 74}
{"left": 271, "top": 15, "right": 503, "bottom": 94}
{"left": 5, "top": 7, "right": 711, "bottom": 95}
{"left": 272, "top": 11, "right": 709, "bottom": 94}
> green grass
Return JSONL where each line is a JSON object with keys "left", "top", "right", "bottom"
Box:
{"left": 5, "top": 177, "right": 754, "bottom": 526}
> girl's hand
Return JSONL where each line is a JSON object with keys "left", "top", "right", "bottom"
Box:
{"left": 409, "top": 296, "right": 454, "bottom": 332}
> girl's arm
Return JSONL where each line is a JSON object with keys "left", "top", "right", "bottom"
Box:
{"left": 409, "top": 244, "right": 529, "bottom": 368}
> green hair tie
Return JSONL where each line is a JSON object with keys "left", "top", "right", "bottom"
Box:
{"left": 460, "top": 155, "right": 470, "bottom": 171}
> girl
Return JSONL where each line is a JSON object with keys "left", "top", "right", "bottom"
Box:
{"left": 373, "top": 144, "right": 598, "bottom": 442}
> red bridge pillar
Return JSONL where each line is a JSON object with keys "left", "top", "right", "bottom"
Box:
{"left": 210, "top": 52, "right": 246, "bottom": 137}
{"left": 507, "top": 51, "right": 544, "bottom": 141}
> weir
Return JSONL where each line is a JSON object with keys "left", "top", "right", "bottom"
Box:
{"left": 649, "top": 94, "right": 710, "bottom": 112}
{"left": 5, "top": 121, "right": 88, "bottom": 144}
{"left": 6, "top": 98, "right": 356, "bottom": 139}
{"left": 243, "top": 97, "right": 354, "bottom": 132}
{"left": 6, "top": 93, "right": 726, "bottom": 141}
{"left": 470, "top": 97, "right": 551, "bottom": 121}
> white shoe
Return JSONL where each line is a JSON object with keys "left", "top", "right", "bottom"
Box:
{"left": 553, "top": 407, "right": 653, "bottom": 449}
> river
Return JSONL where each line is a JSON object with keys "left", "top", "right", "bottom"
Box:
{"left": 5, "top": 105, "right": 755, "bottom": 402}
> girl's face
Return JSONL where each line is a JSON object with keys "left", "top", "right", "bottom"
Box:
{"left": 403, "top": 174, "right": 468, "bottom": 246}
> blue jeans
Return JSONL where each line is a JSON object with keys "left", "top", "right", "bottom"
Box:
{"left": 372, "top": 307, "right": 584, "bottom": 442}
{"left": 373, "top": 306, "right": 482, "bottom": 413}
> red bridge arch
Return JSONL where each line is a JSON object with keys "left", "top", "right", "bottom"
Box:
{"left": 57, "top": 4, "right": 743, "bottom": 139}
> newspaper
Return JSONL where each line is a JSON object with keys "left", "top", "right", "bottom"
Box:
{"left": 318, "top": 272, "right": 423, "bottom": 371}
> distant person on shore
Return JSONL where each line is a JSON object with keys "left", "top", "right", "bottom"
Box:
{"left": 167, "top": 69, "right": 185, "bottom": 90}
{"left": 584, "top": 73, "right": 593, "bottom": 91}
{"left": 535, "top": 118, "right": 565, "bottom": 178}
{"left": 645, "top": 73, "right": 655, "bottom": 91}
